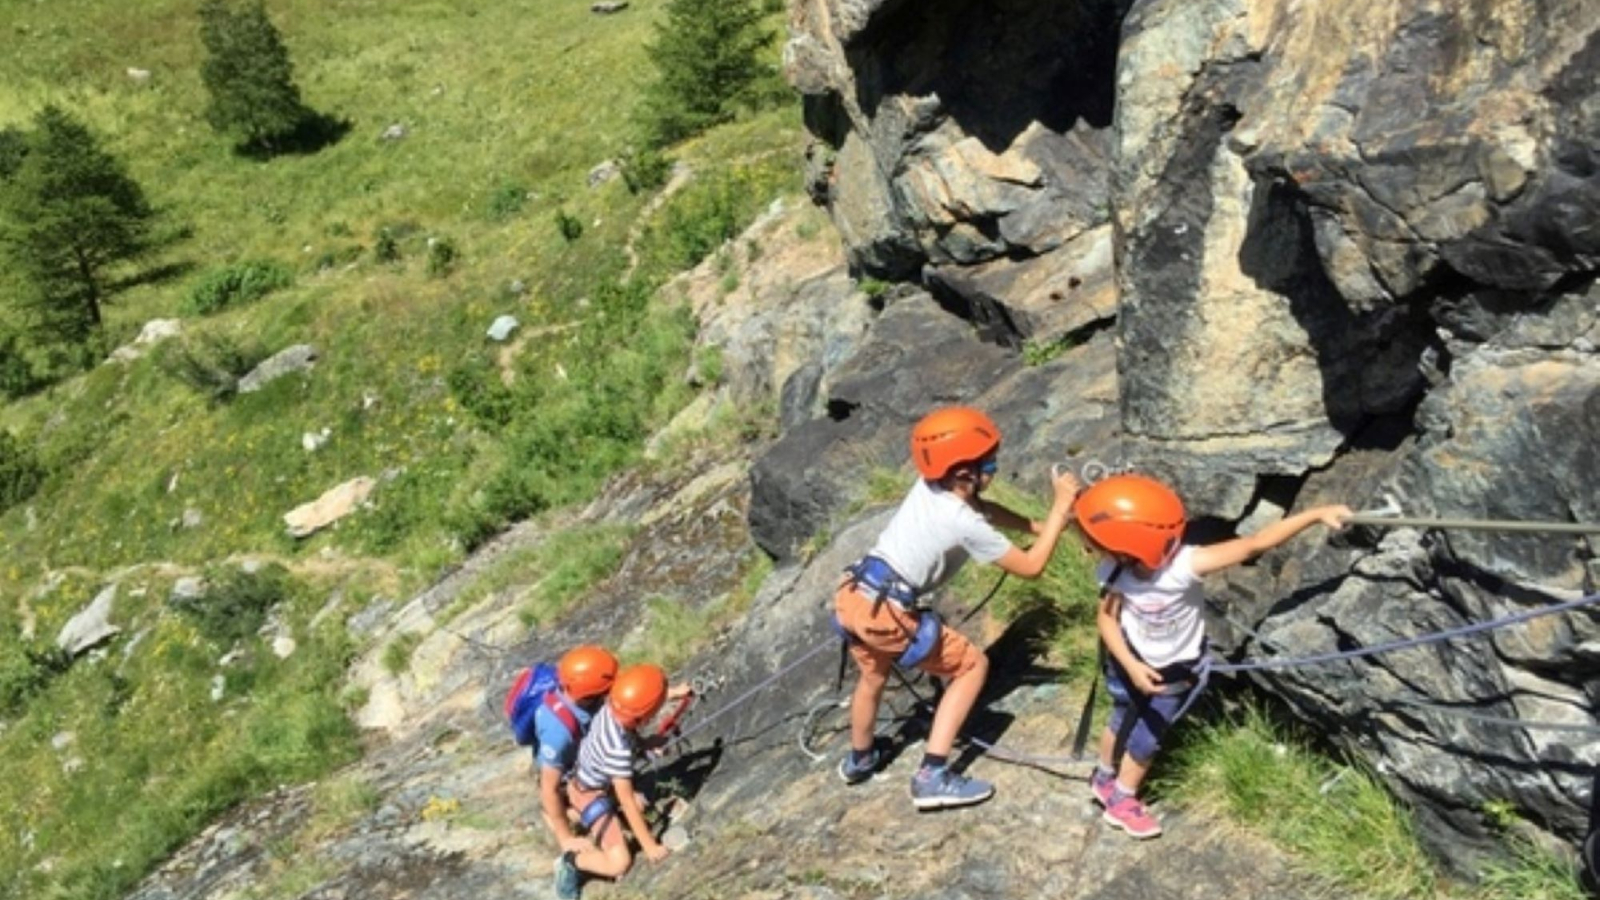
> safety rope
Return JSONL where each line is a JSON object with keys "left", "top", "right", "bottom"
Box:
{"left": 1380, "top": 696, "right": 1600, "bottom": 739}
{"left": 1347, "top": 514, "right": 1600, "bottom": 535}
{"left": 668, "top": 639, "right": 840, "bottom": 744}
{"left": 1209, "top": 591, "right": 1600, "bottom": 674}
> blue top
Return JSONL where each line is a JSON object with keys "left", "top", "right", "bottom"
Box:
{"left": 533, "top": 692, "right": 593, "bottom": 772}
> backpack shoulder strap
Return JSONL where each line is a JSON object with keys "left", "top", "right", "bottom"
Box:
{"left": 543, "top": 690, "right": 581, "bottom": 739}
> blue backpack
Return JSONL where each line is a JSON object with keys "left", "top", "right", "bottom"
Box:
{"left": 504, "top": 662, "right": 580, "bottom": 747}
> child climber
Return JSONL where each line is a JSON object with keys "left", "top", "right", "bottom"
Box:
{"left": 532, "top": 645, "right": 619, "bottom": 857}
{"left": 1074, "top": 473, "right": 1351, "bottom": 838}
{"left": 554, "top": 663, "right": 678, "bottom": 899}
{"left": 836, "top": 406, "right": 1082, "bottom": 810}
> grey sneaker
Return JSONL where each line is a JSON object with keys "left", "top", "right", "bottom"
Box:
{"left": 910, "top": 765, "right": 994, "bottom": 810}
{"left": 553, "top": 851, "right": 580, "bottom": 900}
{"left": 837, "top": 747, "right": 880, "bottom": 785}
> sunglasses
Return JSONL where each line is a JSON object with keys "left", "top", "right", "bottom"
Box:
{"left": 977, "top": 458, "right": 998, "bottom": 476}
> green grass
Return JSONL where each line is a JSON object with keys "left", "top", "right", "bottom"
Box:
{"left": 1472, "top": 838, "right": 1589, "bottom": 900}
{"left": 1158, "top": 703, "right": 1437, "bottom": 898}
{"left": 513, "top": 524, "right": 635, "bottom": 626}
{"left": 0, "top": 566, "right": 364, "bottom": 900}
{"left": 944, "top": 478, "right": 1101, "bottom": 680}
{"left": 1155, "top": 703, "right": 1589, "bottom": 900}
{"left": 623, "top": 549, "right": 771, "bottom": 674}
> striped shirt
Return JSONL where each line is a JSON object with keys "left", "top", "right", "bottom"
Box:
{"left": 573, "top": 704, "right": 638, "bottom": 790}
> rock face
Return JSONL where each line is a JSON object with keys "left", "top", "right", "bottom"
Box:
{"left": 787, "top": 0, "right": 1599, "bottom": 866}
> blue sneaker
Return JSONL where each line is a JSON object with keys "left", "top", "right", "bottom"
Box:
{"left": 553, "top": 851, "right": 580, "bottom": 900}
{"left": 837, "top": 747, "right": 880, "bottom": 785}
{"left": 910, "top": 765, "right": 994, "bottom": 810}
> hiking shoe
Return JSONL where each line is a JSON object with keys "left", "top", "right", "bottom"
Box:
{"left": 1090, "top": 768, "right": 1116, "bottom": 807}
{"left": 553, "top": 851, "right": 580, "bottom": 900}
{"left": 838, "top": 747, "right": 880, "bottom": 785}
{"left": 910, "top": 765, "right": 994, "bottom": 810}
{"left": 1103, "top": 794, "right": 1162, "bottom": 839}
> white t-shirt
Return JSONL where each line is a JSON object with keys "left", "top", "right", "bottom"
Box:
{"left": 1098, "top": 545, "right": 1206, "bottom": 668}
{"left": 869, "top": 479, "right": 1012, "bottom": 594}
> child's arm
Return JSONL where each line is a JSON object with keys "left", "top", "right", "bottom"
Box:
{"left": 1189, "top": 505, "right": 1352, "bottom": 577}
{"left": 612, "top": 775, "right": 669, "bottom": 862}
{"left": 1097, "top": 591, "right": 1164, "bottom": 696}
{"left": 988, "top": 470, "right": 1084, "bottom": 578}
{"left": 539, "top": 766, "right": 592, "bottom": 853}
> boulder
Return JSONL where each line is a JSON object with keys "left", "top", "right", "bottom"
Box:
{"left": 107, "top": 319, "right": 182, "bottom": 364}
{"left": 56, "top": 585, "right": 120, "bottom": 657}
{"left": 485, "top": 315, "right": 519, "bottom": 342}
{"left": 283, "top": 476, "right": 376, "bottom": 538}
{"left": 587, "top": 159, "right": 621, "bottom": 186}
{"left": 238, "top": 345, "right": 318, "bottom": 394}
{"left": 590, "top": 1, "right": 628, "bottom": 12}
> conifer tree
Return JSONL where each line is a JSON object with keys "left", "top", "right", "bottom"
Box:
{"left": 198, "top": 0, "right": 308, "bottom": 150}
{"left": 637, "top": 0, "right": 777, "bottom": 147}
{"left": 0, "top": 106, "right": 153, "bottom": 343}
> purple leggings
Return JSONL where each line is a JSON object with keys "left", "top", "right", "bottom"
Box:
{"left": 1104, "top": 654, "right": 1203, "bottom": 764}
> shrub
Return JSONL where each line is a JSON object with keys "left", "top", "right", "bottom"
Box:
{"left": 157, "top": 330, "right": 268, "bottom": 402}
{"left": 374, "top": 229, "right": 401, "bottom": 263}
{"left": 185, "top": 259, "right": 292, "bottom": 314}
{"left": 634, "top": 159, "right": 797, "bottom": 274}
{"left": 619, "top": 146, "right": 672, "bottom": 194}
{"left": 486, "top": 182, "right": 527, "bottom": 220}
{"left": 554, "top": 209, "right": 584, "bottom": 243}
{"left": 168, "top": 563, "right": 293, "bottom": 645}
{"left": 446, "top": 358, "right": 516, "bottom": 429}
{"left": 425, "top": 237, "right": 458, "bottom": 277}
{"left": 0, "top": 429, "right": 45, "bottom": 511}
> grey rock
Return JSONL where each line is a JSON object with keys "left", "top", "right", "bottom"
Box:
{"left": 171, "top": 577, "right": 206, "bottom": 602}
{"left": 181, "top": 507, "right": 203, "bottom": 529}
{"left": 590, "top": 0, "right": 628, "bottom": 12}
{"left": 56, "top": 585, "right": 120, "bottom": 657}
{"left": 749, "top": 292, "right": 1018, "bottom": 557}
{"left": 485, "top": 315, "right": 519, "bottom": 342}
{"left": 238, "top": 344, "right": 318, "bottom": 394}
{"left": 380, "top": 123, "right": 407, "bottom": 141}
{"left": 302, "top": 428, "right": 331, "bottom": 452}
{"left": 587, "top": 159, "right": 621, "bottom": 187}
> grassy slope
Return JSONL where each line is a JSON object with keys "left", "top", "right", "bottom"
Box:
{"left": 0, "top": 1, "right": 803, "bottom": 897}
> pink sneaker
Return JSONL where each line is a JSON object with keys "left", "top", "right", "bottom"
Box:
{"left": 1103, "top": 794, "right": 1163, "bottom": 839}
{"left": 1090, "top": 770, "right": 1115, "bottom": 807}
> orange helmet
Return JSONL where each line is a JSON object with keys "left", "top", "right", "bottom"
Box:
{"left": 558, "top": 645, "right": 618, "bottom": 701}
{"left": 910, "top": 406, "right": 1001, "bottom": 479}
{"left": 1074, "top": 474, "right": 1186, "bottom": 570}
{"left": 609, "top": 663, "right": 668, "bottom": 727}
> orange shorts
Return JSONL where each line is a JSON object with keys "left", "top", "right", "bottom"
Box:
{"left": 833, "top": 583, "right": 984, "bottom": 679}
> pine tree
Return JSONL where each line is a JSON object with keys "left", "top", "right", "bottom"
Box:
{"left": 637, "top": 0, "right": 777, "bottom": 147}
{"left": 198, "top": 0, "right": 308, "bottom": 150}
{"left": 0, "top": 106, "right": 153, "bottom": 343}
